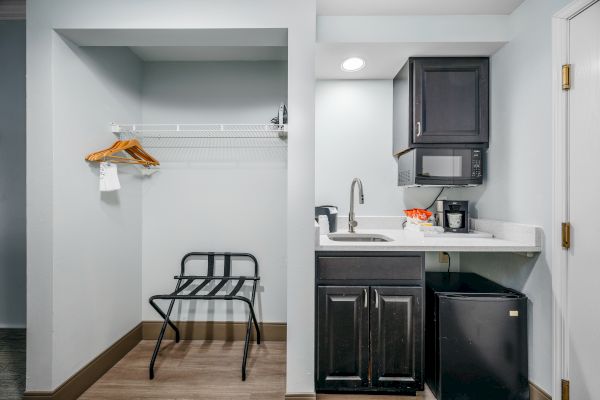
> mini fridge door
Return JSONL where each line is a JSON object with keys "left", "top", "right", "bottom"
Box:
{"left": 437, "top": 294, "right": 529, "bottom": 400}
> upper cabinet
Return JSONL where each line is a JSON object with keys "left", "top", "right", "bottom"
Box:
{"left": 393, "top": 57, "right": 489, "bottom": 156}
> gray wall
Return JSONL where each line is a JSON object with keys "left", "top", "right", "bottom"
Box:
{"left": 0, "top": 20, "right": 26, "bottom": 328}
{"left": 140, "top": 61, "right": 288, "bottom": 324}
{"left": 37, "top": 36, "right": 144, "bottom": 389}
{"left": 460, "top": 0, "right": 570, "bottom": 393}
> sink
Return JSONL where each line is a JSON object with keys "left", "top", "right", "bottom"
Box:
{"left": 327, "top": 233, "right": 393, "bottom": 242}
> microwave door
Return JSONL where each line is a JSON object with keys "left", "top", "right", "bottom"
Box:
{"left": 451, "top": 149, "right": 466, "bottom": 185}
{"left": 416, "top": 149, "right": 456, "bottom": 185}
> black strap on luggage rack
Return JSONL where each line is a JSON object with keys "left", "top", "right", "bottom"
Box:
{"left": 148, "top": 252, "right": 261, "bottom": 381}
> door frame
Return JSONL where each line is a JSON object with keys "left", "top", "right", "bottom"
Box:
{"left": 551, "top": 1, "right": 599, "bottom": 398}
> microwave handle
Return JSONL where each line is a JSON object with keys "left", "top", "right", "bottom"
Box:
{"left": 416, "top": 121, "right": 422, "bottom": 136}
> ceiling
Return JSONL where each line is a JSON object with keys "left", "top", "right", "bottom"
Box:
{"left": 2, "top": 0, "right": 525, "bottom": 20}
{"left": 58, "top": 28, "right": 288, "bottom": 62}
{"left": 316, "top": 42, "right": 504, "bottom": 79}
{"left": 317, "top": 0, "right": 525, "bottom": 16}
{"left": 57, "top": 28, "right": 288, "bottom": 47}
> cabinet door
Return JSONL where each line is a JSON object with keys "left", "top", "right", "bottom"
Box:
{"left": 371, "top": 286, "right": 423, "bottom": 390}
{"left": 412, "top": 58, "right": 489, "bottom": 144}
{"left": 316, "top": 286, "right": 369, "bottom": 390}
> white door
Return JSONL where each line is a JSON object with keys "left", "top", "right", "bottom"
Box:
{"left": 567, "top": 2, "right": 600, "bottom": 399}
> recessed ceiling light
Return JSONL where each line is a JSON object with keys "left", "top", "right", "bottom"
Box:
{"left": 341, "top": 57, "right": 366, "bottom": 72}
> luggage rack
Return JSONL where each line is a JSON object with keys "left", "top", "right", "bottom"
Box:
{"left": 148, "top": 252, "right": 261, "bottom": 381}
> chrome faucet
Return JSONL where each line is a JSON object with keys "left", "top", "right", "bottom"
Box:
{"left": 348, "top": 178, "right": 364, "bottom": 233}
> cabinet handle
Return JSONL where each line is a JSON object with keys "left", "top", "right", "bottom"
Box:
{"left": 416, "top": 121, "right": 422, "bottom": 136}
{"left": 363, "top": 289, "right": 368, "bottom": 308}
{"left": 375, "top": 289, "right": 379, "bottom": 309}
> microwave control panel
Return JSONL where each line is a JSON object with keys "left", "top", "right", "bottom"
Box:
{"left": 472, "top": 150, "right": 482, "bottom": 178}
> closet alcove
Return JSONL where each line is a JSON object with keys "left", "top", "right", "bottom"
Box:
{"left": 55, "top": 28, "right": 288, "bottom": 329}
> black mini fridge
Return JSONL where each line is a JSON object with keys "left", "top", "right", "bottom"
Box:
{"left": 426, "top": 272, "right": 529, "bottom": 400}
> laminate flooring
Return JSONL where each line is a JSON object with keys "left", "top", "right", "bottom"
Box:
{"left": 0, "top": 329, "right": 26, "bottom": 400}
{"left": 82, "top": 340, "right": 435, "bottom": 399}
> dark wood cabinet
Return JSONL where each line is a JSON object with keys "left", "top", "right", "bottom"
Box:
{"left": 315, "top": 252, "right": 425, "bottom": 395}
{"left": 413, "top": 58, "right": 489, "bottom": 145}
{"left": 393, "top": 57, "right": 489, "bottom": 155}
{"left": 316, "top": 286, "right": 369, "bottom": 389}
{"left": 371, "top": 286, "right": 423, "bottom": 391}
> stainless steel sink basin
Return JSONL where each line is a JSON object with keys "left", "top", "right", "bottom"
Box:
{"left": 327, "top": 233, "right": 393, "bottom": 242}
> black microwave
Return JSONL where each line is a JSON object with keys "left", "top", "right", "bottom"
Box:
{"left": 397, "top": 148, "right": 483, "bottom": 186}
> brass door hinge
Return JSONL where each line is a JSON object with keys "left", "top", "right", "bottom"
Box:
{"left": 562, "top": 379, "right": 570, "bottom": 400}
{"left": 562, "top": 64, "right": 571, "bottom": 90}
{"left": 562, "top": 222, "right": 571, "bottom": 249}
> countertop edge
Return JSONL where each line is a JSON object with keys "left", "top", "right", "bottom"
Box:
{"left": 315, "top": 218, "right": 543, "bottom": 253}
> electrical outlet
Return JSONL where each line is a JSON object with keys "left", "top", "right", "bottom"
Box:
{"left": 438, "top": 252, "right": 449, "bottom": 263}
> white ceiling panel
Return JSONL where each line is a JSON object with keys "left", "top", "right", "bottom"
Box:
{"left": 317, "top": 0, "right": 525, "bottom": 16}
{"left": 316, "top": 42, "right": 505, "bottom": 79}
{"left": 57, "top": 28, "right": 288, "bottom": 47}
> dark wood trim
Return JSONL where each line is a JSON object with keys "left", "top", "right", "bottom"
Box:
{"left": 0, "top": 0, "right": 25, "bottom": 20}
{"left": 23, "top": 323, "right": 142, "bottom": 400}
{"left": 530, "top": 381, "right": 552, "bottom": 400}
{"left": 142, "top": 321, "right": 287, "bottom": 341}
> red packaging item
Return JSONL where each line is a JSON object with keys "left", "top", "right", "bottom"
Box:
{"left": 404, "top": 208, "right": 432, "bottom": 221}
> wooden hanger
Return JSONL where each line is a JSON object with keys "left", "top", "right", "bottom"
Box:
{"left": 85, "top": 139, "right": 159, "bottom": 166}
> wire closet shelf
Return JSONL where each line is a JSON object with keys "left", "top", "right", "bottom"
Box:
{"left": 111, "top": 123, "right": 288, "bottom": 149}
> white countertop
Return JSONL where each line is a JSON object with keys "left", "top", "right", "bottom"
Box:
{"left": 315, "top": 217, "right": 542, "bottom": 253}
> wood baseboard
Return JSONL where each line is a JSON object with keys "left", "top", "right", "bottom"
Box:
{"left": 142, "top": 320, "right": 287, "bottom": 341}
{"left": 530, "top": 381, "right": 552, "bottom": 400}
{"left": 23, "top": 323, "right": 143, "bottom": 400}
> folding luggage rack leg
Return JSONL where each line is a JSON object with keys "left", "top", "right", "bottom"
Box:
{"left": 242, "top": 275, "right": 260, "bottom": 380}
{"left": 148, "top": 252, "right": 261, "bottom": 381}
{"left": 148, "top": 297, "right": 180, "bottom": 380}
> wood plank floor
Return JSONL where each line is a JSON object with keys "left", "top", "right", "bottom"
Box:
{"left": 0, "top": 329, "right": 26, "bottom": 400}
{"left": 82, "top": 340, "right": 435, "bottom": 399}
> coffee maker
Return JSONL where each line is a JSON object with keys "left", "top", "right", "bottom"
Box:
{"left": 435, "top": 200, "right": 469, "bottom": 233}
{"left": 315, "top": 205, "right": 338, "bottom": 233}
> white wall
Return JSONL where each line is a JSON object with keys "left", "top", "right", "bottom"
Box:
{"left": 0, "top": 21, "right": 26, "bottom": 328}
{"left": 27, "top": 0, "right": 315, "bottom": 393}
{"left": 316, "top": 80, "right": 399, "bottom": 215}
{"left": 141, "top": 61, "right": 288, "bottom": 323}
{"left": 50, "top": 38, "right": 144, "bottom": 389}
{"left": 459, "top": 0, "right": 570, "bottom": 393}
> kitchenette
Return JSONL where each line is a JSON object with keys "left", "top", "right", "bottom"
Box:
{"left": 314, "top": 56, "right": 541, "bottom": 399}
